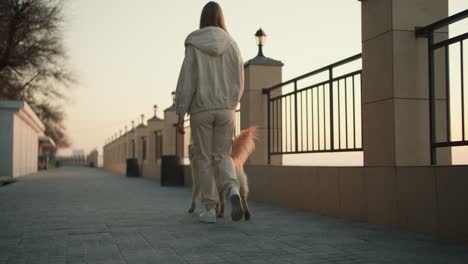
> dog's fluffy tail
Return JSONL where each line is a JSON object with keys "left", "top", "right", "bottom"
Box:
{"left": 232, "top": 127, "right": 257, "bottom": 168}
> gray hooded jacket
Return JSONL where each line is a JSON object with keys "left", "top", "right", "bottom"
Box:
{"left": 175, "top": 27, "right": 244, "bottom": 116}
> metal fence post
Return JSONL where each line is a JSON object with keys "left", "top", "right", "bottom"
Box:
{"left": 428, "top": 31, "right": 437, "bottom": 165}
{"left": 294, "top": 81, "right": 299, "bottom": 152}
{"left": 267, "top": 91, "right": 271, "bottom": 165}
{"left": 329, "top": 68, "right": 334, "bottom": 151}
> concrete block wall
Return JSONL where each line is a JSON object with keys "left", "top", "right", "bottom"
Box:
{"left": 103, "top": 112, "right": 166, "bottom": 180}
{"left": 242, "top": 165, "right": 468, "bottom": 240}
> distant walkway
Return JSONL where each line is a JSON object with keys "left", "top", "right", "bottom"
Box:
{"left": 0, "top": 167, "right": 467, "bottom": 264}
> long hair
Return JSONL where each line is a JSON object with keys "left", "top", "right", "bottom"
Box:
{"left": 199, "top": 1, "right": 227, "bottom": 32}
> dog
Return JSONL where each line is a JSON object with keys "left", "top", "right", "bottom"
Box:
{"left": 188, "top": 127, "right": 256, "bottom": 220}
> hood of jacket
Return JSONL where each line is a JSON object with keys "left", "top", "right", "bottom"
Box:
{"left": 185, "top": 27, "right": 233, "bottom": 57}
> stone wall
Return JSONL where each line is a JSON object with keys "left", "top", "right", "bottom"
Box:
{"left": 242, "top": 165, "right": 468, "bottom": 240}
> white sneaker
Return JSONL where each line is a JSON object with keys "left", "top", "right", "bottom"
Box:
{"left": 229, "top": 186, "right": 243, "bottom": 222}
{"left": 199, "top": 208, "right": 216, "bottom": 223}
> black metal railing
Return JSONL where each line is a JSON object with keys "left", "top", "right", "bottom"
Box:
{"left": 262, "top": 54, "right": 363, "bottom": 164}
{"left": 417, "top": 9, "right": 468, "bottom": 165}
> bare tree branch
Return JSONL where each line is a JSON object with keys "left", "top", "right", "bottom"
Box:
{"left": 0, "top": 0, "right": 74, "bottom": 149}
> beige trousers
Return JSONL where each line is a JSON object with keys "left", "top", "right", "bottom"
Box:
{"left": 190, "top": 109, "right": 239, "bottom": 209}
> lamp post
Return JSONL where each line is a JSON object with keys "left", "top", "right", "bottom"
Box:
{"left": 171, "top": 91, "right": 176, "bottom": 105}
{"left": 255, "top": 28, "right": 267, "bottom": 57}
{"left": 140, "top": 114, "right": 145, "bottom": 125}
{"left": 131, "top": 120, "right": 135, "bottom": 130}
{"left": 153, "top": 104, "right": 158, "bottom": 117}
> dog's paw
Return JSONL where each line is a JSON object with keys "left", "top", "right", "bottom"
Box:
{"left": 244, "top": 210, "right": 251, "bottom": 221}
{"left": 188, "top": 207, "right": 195, "bottom": 213}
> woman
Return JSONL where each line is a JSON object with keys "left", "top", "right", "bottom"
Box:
{"left": 175, "top": 1, "right": 244, "bottom": 223}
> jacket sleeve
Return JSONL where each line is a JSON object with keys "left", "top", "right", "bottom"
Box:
{"left": 233, "top": 42, "right": 244, "bottom": 102}
{"left": 239, "top": 54, "right": 245, "bottom": 99}
{"left": 175, "top": 46, "right": 197, "bottom": 116}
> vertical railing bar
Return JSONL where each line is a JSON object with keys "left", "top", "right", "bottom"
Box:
{"left": 277, "top": 99, "right": 280, "bottom": 153}
{"left": 360, "top": 74, "right": 363, "bottom": 148}
{"left": 312, "top": 88, "right": 315, "bottom": 151}
{"left": 273, "top": 99, "right": 276, "bottom": 153}
{"left": 353, "top": 75, "right": 356, "bottom": 149}
{"left": 338, "top": 79, "right": 341, "bottom": 149}
{"left": 445, "top": 45, "right": 451, "bottom": 142}
{"left": 329, "top": 68, "right": 334, "bottom": 151}
{"left": 306, "top": 89, "right": 309, "bottom": 151}
{"left": 282, "top": 97, "right": 285, "bottom": 153}
{"left": 267, "top": 91, "right": 271, "bottom": 164}
{"left": 286, "top": 97, "right": 288, "bottom": 153}
{"left": 274, "top": 99, "right": 277, "bottom": 153}
{"left": 301, "top": 91, "right": 304, "bottom": 151}
{"left": 323, "top": 84, "right": 326, "bottom": 150}
{"left": 284, "top": 97, "right": 291, "bottom": 152}
{"left": 285, "top": 97, "right": 288, "bottom": 153}
{"left": 290, "top": 95, "right": 293, "bottom": 152}
{"left": 286, "top": 95, "right": 289, "bottom": 152}
{"left": 275, "top": 98, "right": 278, "bottom": 153}
{"left": 345, "top": 77, "right": 349, "bottom": 149}
{"left": 428, "top": 31, "right": 437, "bottom": 165}
{"left": 461, "top": 41, "right": 465, "bottom": 141}
{"left": 294, "top": 81, "right": 299, "bottom": 152}
{"left": 281, "top": 98, "right": 284, "bottom": 153}
{"left": 272, "top": 96, "right": 276, "bottom": 153}
{"left": 318, "top": 88, "right": 321, "bottom": 150}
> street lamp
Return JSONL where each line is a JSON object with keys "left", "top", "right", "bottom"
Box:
{"left": 153, "top": 104, "right": 158, "bottom": 117}
{"left": 140, "top": 114, "right": 145, "bottom": 125}
{"left": 131, "top": 120, "right": 135, "bottom": 130}
{"left": 255, "top": 28, "right": 267, "bottom": 57}
{"left": 171, "top": 91, "right": 176, "bottom": 105}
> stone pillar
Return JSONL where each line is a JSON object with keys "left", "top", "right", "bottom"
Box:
{"left": 126, "top": 130, "right": 135, "bottom": 159}
{"left": 135, "top": 122, "right": 148, "bottom": 165}
{"left": 361, "top": 0, "right": 451, "bottom": 166}
{"left": 147, "top": 114, "right": 164, "bottom": 162}
{"left": 163, "top": 104, "right": 177, "bottom": 156}
{"left": 242, "top": 56, "right": 284, "bottom": 165}
{"left": 120, "top": 138, "right": 126, "bottom": 164}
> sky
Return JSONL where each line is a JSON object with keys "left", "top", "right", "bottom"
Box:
{"left": 59, "top": 0, "right": 467, "bottom": 165}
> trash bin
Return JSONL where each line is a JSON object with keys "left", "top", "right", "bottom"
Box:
{"left": 126, "top": 158, "right": 140, "bottom": 177}
{"left": 161, "top": 155, "right": 184, "bottom": 186}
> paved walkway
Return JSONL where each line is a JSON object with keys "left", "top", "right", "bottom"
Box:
{"left": 0, "top": 167, "right": 467, "bottom": 264}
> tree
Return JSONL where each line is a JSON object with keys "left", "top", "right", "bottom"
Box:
{"left": 0, "top": 0, "right": 73, "bottom": 149}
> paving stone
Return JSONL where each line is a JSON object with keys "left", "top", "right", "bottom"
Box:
{"left": 0, "top": 167, "right": 467, "bottom": 264}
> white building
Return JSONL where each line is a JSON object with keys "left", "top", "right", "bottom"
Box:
{"left": 72, "top": 149, "right": 85, "bottom": 157}
{"left": 0, "top": 100, "right": 52, "bottom": 178}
